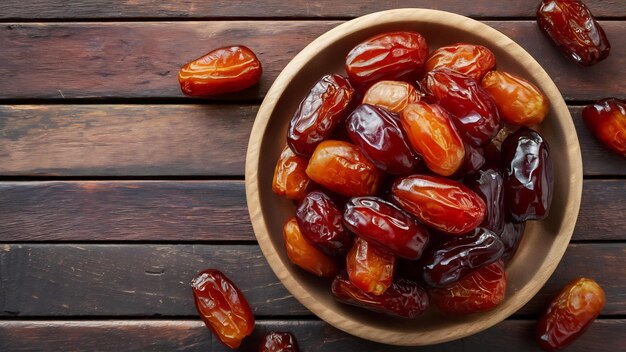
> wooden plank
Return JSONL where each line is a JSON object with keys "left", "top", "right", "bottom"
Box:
{"left": 0, "top": 244, "right": 623, "bottom": 317}
{"left": 1, "top": 105, "right": 625, "bottom": 177}
{"left": 0, "top": 21, "right": 624, "bottom": 101}
{"left": 0, "top": 0, "right": 624, "bottom": 19}
{"left": 0, "top": 319, "right": 624, "bottom": 351}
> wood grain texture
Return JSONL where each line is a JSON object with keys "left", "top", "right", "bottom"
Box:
{"left": 0, "top": 319, "right": 624, "bottom": 351}
{"left": 0, "top": 0, "right": 624, "bottom": 19}
{"left": 0, "top": 244, "right": 623, "bottom": 317}
{"left": 0, "top": 21, "right": 624, "bottom": 101}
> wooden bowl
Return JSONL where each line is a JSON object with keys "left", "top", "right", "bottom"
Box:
{"left": 246, "top": 9, "right": 583, "bottom": 346}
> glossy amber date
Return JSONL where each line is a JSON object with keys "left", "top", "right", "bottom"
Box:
{"left": 331, "top": 272, "right": 429, "bottom": 318}
{"left": 582, "top": 98, "right": 626, "bottom": 157}
{"left": 295, "top": 191, "right": 352, "bottom": 257}
{"left": 465, "top": 168, "right": 505, "bottom": 235}
{"left": 306, "top": 140, "right": 381, "bottom": 197}
{"left": 287, "top": 74, "right": 355, "bottom": 157}
{"left": 502, "top": 127, "right": 554, "bottom": 222}
{"left": 347, "top": 104, "right": 421, "bottom": 175}
{"left": 259, "top": 331, "right": 300, "bottom": 352}
{"left": 345, "top": 31, "right": 429, "bottom": 89}
{"left": 482, "top": 70, "right": 549, "bottom": 127}
{"left": 362, "top": 80, "right": 421, "bottom": 112}
{"left": 343, "top": 197, "right": 430, "bottom": 260}
{"left": 178, "top": 46, "right": 262, "bottom": 97}
{"left": 392, "top": 175, "right": 486, "bottom": 235}
{"left": 423, "top": 43, "right": 496, "bottom": 80}
{"left": 283, "top": 217, "right": 338, "bottom": 277}
{"left": 429, "top": 260, "right": 506, "bottom": 314}
{"left": 272, "top": 145, "right": 311, "bottom": 202}
{"left": 423, "top": 69, "right": 501, "bottom": 146}
{"left": 537, "top": 0, "right": 611, "bottom": 66}
{"left": 500, "top": 221, "right": 526, "bottom": 263}
{"left": 400, "top": 102, "right": 465, "bottom": 176}
{"left": 421, "top": 227, "right": 505, "bottom": 288}
{"left": 346, "top": 237, "right": 396, "bottom": 295}
{"left": 536, "top": 278, "right": 606, "bottom": 351}
{"left": 191, "top": 269, "right": 254, "bottom": 349}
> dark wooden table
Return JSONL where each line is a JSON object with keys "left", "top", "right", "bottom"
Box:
{"left": 0, "top": 1, "right": 624, "bottom": 351}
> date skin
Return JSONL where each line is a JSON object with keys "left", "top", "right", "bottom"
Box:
{"left": 582, "top": 98, "right": 626, "bottom": 157}
{"left": 345, "top": 31, "right": 428, "bottom": 89}
{"left": 451, "top": 142, "right": 486, "bottom": 178}
{"left": 259, "top": 331, "right": 300, "bottom": 352}
{"left": 421, "top": 227, "right": 505, "bottom": 288}
{"left": 191, "top": 269, "right": 255, "bottom": 349}
{"left": 347, "top": 104, "right": 421, "bottom": 175}
{"left": 295, "top": 191, "right": 352, "bottom": 257}
{"left": 429, "top": 260, "right": 506, "bottom": 314}
{"left": 343, "top": 197, "right": 430, "bottom": 260}
{"left": 502, "top": 127, "right": 554, "bottom": 222}
{"left": 400, "top": 102, "right": 466, "bottom": 176}
{"left": 423, "top": 43, "right": 496, "bottom": 80}
{"left": 465, "top": 168, "right": 505, "bottom": 235}
{"left": 537, "top": 0, "right": 611, "bottom": 66}
{"left": 482, "top": 70, "right": 549, "bottom": 127}
{"left": 178, "top": 46, "right": 262, "bottom": 97}
{"left": 423, "top": 69, "right": 501, "bottom": 146}
{"left": 306, "top": 140, "right": 381, "bottom": 197}
{"left": 288, "top": 74, "right": 355, "bottom": 157}
{"left": 346, "top": 237, "right": 396, "bottom": 295}
{"left": 392, "top": 175, "right": 486, "bottom": 235}
{"left": 283, "top": 217, "right": 338, "bottom": 278}
{"left": 362, "top": 80, "right": 421, "bottom": 112}
{"left": 272, "top": 145, "right": 311, "bottom": 202}
{"left": 500, "top": 221, "right": 526, "bottom": 263}
{"left": 537, "top": 277, "right": 606, "bottom": 351}
{"left": 331, "top": 271, "right": 429, "bottom": 318}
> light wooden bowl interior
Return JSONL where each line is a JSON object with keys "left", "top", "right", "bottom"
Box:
{"left": 246, "top": 8, "right": 583, "bottom": 346}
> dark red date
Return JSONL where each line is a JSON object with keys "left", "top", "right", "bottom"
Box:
{"left": 500, "top": 221, "right": 526, "bottom": 263}
{"left": 452, "top": 142, "right": 486, "bottom": 178}
{"left": 465, "top": 168, "right": 505, "bottom": 235}
{"left": 582, "top": 98, "right": 626, "bottom": 157}
{"left": 259, "top": 331, "right": 300, "bottom": 352}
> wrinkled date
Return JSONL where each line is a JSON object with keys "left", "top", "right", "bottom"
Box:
{"left": 362, "top": 80, "right": 421, "bottom": 112}
{"left": 347, "top": 104, "right": 421, "bottom": 175}
{"left": 288, "top": 74, "right": 355, "bottom": 156}
{"left": 423, "top": 43, "right": 496, "bottom": 80}
{"left": 582, "top": 98, "right": 626, "bottom": 157}
{"left": 346, "top": 237, "right": 396, "bottom": 295}
{"left": 421, "top": 227, "right": 505, "bottom": 288}
{"left": 422, "top": 69, "right": 501, "bottom": 146}
{"left": 345, "top": 31, "right": 429, "bottom": 89}
{"left": 283, "top": 217, "right": 338, "bottom": 277}
{"left": 392, "top": 175, "right": 486, "bottom": 235}
{"left": 537, "top": 0, "right": 611, "bottom": 66}
{"left": 429, "top": 260, "right": 506, "bottom": 314}
{"left": 259, "top": 331, "right": 300, "bottom": 352}
{"left": 400, "top": 102, "right": 465, "bottom": 176}
{"left": 306, "top": 140, "right": 381, "bottom": 197}
{"left": 465, "top": 168, "right": 506, "bottom": 235}
{"left": 272, "top": 146, "right": 312, "bottom": 202}
{"left": 178, "top": 45, "right": 262, "bottom": 97}
{"left": 331, "top": 272, "right": 429, "bottom": 318}
{"left": 295, "top": 191, "right": 352, "bottom": 256}
{"left": 500, "top": 221, "right": 526, "bottom": 263}
{"left": 343, "top": 197, "right": 430, "bottom": 260}
{"left": 502, "top": 127, "right": 554, "bottom": 222}
{"left": 537, "top": 277, "right": 606, "bottom": 351}
{"left": 191, "top": 269, "right": 255, "bottom": 349}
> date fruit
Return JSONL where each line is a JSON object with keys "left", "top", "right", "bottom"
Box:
{"left": 259, "top": 331, "right": 300, "bottom": 352}
{"left": 537, "top": 0, "right": 611, "bottom": 66}
{"left": 343, "top": 197, "right": 429, "bottom": 260}
{"left": 346, "top": 237, "right": 396, "bottom": 295}
{"left": 452, "top": 142, "right": 486, "bottom": 178}
{"left": 347, "top": 104, "right": 420, "bottom": 175}
{"left": 582, "top": 98, "right": 626, "bottom": 157}
{"left": 191, "top": 269, "right": 254, "bottom": 349}
{"left": 362, "top": 80, "right": 421, "bottom": 112}
{"left": 465, "top": 168, "right": 505, "bottom": 235}
{"left": 288, "top": 74, "right": 355, "bottom": 156}
{"left": 502, "top": 127, "right": 554, "bottom": 222}
{"left": 500, "top": 221, "right": 526, "bottom": 263}
{"left": 400, "top": 102, "right": 465, "bottom": 176}
{"left": 178, "top": 45, "right": 262, "bottom": 97}
{"left": 536, "top": 277, "right": 606, "bottom": 351}
{"left": 429, "top": 260, "right": 506, "bottom": 314}
{"left": 345, "top": 31, "right": 428, "bottom": 88}
{"left": 272, "top": 145, "right": 311, "bottom": 201}
{"left": 331, "top": 271, "right": 429, "bottom": 318}
{"left": 392, "top": 175, "right": 486, "bottom": 235}
{"left": 283, "top": 217, "right": 338, "bottom": 277}
{"left": 306, "top": 140, "right": 381, "bottom": 197}
{"left": 423, "top": 43, "right": 496, "bottom": 80}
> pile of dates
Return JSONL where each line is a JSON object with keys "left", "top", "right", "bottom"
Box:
{"left": 273, "top": 31, "right": 555, "bottom": 318}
